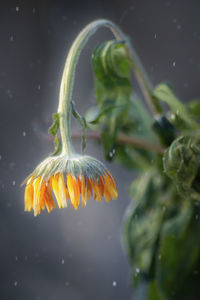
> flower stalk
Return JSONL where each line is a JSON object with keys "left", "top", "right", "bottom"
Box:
{"left": 58, "top": 19, "right": 161, "bottom": 156}
{"left": 23, "top": 19, "right": 163, "bottom": 216}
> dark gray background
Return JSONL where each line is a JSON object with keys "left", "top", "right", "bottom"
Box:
{"left": 1, "top": 1, "right": 200, "bottom": 299}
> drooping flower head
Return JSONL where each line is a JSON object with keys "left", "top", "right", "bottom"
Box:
{"left": 24, "top": 154, "right": 117, "bottom": 216}
{"left": 23, "top": 20, "right": 119, "bottom": 216}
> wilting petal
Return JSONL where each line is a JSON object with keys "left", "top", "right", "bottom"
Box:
{"left": 44, "top": 184, "right": 55, "bottom": 212}
{"left": 67, "top": 173, "right": 80, "bottom": 210}
{"left": 23, "top": 154, "right": 118, "bottom": 215}
{"left": 50, "top": 173, "right": 67, "bottom": 208}
{"left": 80, "top": 175, "right": 87, "bottom": 207}
{"left": 33, "top": 177, "right": 42, "bottom": 216}
{"left": 104, "top": 173, "right": 118, "bottom": 200}
{"left": 24, "top": 177, "right": 34, "bottom": 211}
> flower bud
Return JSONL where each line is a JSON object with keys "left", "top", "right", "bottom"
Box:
{"left": 163, "top": 135, "right": 200, "bottom": 202}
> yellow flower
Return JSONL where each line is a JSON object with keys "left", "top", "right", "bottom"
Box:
{"left": 23, "top": 154, "right": 117, "bottom": 216}
{"left": 22, "top": 20, "right": 122, "bottom": 216}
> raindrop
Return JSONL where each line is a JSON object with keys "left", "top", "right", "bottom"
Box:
{"left": 112, "top": 281, "right": 117, "bottom": 287}
{"left": 109, "top": 152, "right": 113, "bottom": 158}
{"left": 12, "top": 180, "right": 16, "bottom": 186}
{"left": 136, "top": 268, "right": 140, "bottom": 274}
{"left": 15, "top": 256, "right": 18, "bottom": 261}
{"left": 177, "top": 24, "right": 181, "bottom": 30}
{"left": 61, "top": 259, "right": 65, "bottom": 264}
{"left": 9, "top": 161, "right": 15, "bottom": 168}
{"left": 14, "top": 281, "right": 18, "bottom": 287}
{"left": 158, "top": 254, "right": 162, "bottom": 260}
{"left": 6, "top": 89, "right": 13, "bottom": 98}
{"left": 33, "top": 7, "right": 36, "bottom": 14}
{"left": 38, "top": 84, "right": 41, "bottom": 90}
{"left": 22, "top": 131, "right": 26, "bottom": 137}
{"left": 10, "top": 35, "right": 14, "bottom": 42}
{"left": 172, "top": 61, "right": 176, "bottom": 67}
{"left": 0, "top": 155, "right": 2, "bottom": 160}
{"left": 154, "top": 33, "right": 157, "bottom": 39}
{"left": 16, "top": 6, "right": 20, "bottom": 12}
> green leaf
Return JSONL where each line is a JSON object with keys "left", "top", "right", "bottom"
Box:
{"left": 153, "top": 83, "right": 198, "bottom": 129}
{"left": 124, "top": 171, "right": 166, "bottom": 286}
{"left": 187, "top": 99, "right": 200, "bottom": 120}
{"left": 148, "top": 280, "right": 164, "bottom": 300}
{"left": 91, "top": 40, "right": 133, "bottom": 159}
{"left": 116, "top": 144, "right": 151, "bottom": 171}
{"left": 71, "top": 101, "right": 87, "bottom": 151}
{"left": 152, "top": 116, "right": 176, "bottom": 147}
{"left": 156, "top": 201, "right": 200, "bottom": 299}
{"left": 88, "top": 105, "right": 125, "bottom": 124}
{"left": 53, "top": 135, "right": 62, "bottom": 156}
{"left": 92, "top": 40, "right": 131, "bottom": 87}
{"left": 163, "top": 135, "right": 200, "bottom": 202}
{"left": 91, "top": 40, "right": 157, "bottom": 161}
{"left": 48, "top": 113, "right": 60, "bottom": 136}
{"left": 48, "top": 112, "right": 62, "bottom": 156}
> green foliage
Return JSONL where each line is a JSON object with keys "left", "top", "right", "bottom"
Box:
{"left": 124, "top": 171, "right": 165, "bottom": 284}
{"left": 156, "top": 201, "right": 200, "bottom": 299}
{"left": 90, "top": 41, "right": 157, "bottom": 164}
{"left": 87, "top": 39, "right": 200, "bottom": 300}
{"left": 152, "top": 116, "right": 175, "bottom": 147}
{"left": 153, "top": 83, "right": 198, "bottom": 129}
{"left": 188, "top": 99, "right": 200, "bottom": 119}
{"left": 163, "top": 135, "right": 200, "bottom": 202}
{"left": 71, "top": 101, "right": 87, "bottom": 151}
{"left": 148, "top": 280, "right": 163, "bottom": 300}
{"left": 91, "top": 40, "right": 133, "bottom": 160}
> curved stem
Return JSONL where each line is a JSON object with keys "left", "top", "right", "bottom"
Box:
{"left": 58, "top": 19, "right": 161, "bottom": 155}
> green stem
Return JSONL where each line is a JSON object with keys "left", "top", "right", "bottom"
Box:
{"left": 58, "top": 19, "right": 161, "bottom": 155}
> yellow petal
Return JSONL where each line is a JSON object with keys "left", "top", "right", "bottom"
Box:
{"left": 50, "top": 173, "right": 67, "bottom": 208}
{"left": 33, "top": 177, "right": 42, "bottom": 216}
{"left": 99, "top": 176, "right": 104, "bottom": 196}
{"left": 104, "top": 189, "right": 111, "bottom": 202}
{"left": 86, "top": 179, "right": 92, "bottom": 201}
{"left": 80, "top": 175, "right": 87, "bottom": 207}
{"left": 67, "top": 174, "right": 80, "bottom": 210}
{"left": 90, "top": 179, "right": 101, "bottom": 202}
{"left": 24, "top": 177, "right": 34, "bottom": 211}
{"left": 44, "top": 183, "right": 55, "bottom": 212}
{"left": 104, "top": 173, "right": 118, "bottom": 200}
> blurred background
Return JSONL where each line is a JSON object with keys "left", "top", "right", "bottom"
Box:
{"left": 1, "top": 0, "right": 200, "bottom": 299}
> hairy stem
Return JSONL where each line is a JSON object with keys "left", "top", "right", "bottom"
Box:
{"left": 58, "top": 19, "right": 161, "bottom": 155}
